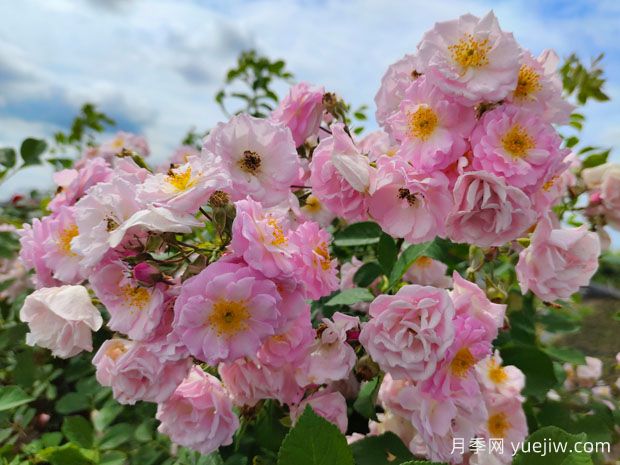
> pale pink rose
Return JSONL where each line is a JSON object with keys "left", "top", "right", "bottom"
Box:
{"left": 271, "top": 82, "right": 325, "bottom": 146}
{"left": 476, "top": 352, "right": 525, "bottom": 399}
{"left": 297, "top": 194, "right": 336, "bottom": 227}
{"left": 296, "top": 312, "right": 359, "bottom": 386}
{"left": 219, "top": 357, "right": 304, "bottom": 407}
{"left": 165, "top": 145, "right": 201, "bottom": 168}
{"left": 359, "top": 285, "right": 455, "bottom": 381}
{"left": 471, "top": 105, "right": 569, "bottom": 194}
{"left": 451, "top": 272, "right": 506, "bottom": 341}
{"left": 90, "top": 260, "right": 166, "bottom": 341}
{"left": 480, "top": 395, "right": 528, "bottom": 463}
{"left": 138, "top": 155, "right": 230, "bottom": 214}
{"left": 143, "top": 294, "right": 191, "bottom": 361}
{"left": 417, "top": 11, "right": 521, "bottom": 104}
{"left": 375, "top": 54, "right": 422, "bottom": 127}
{"left": 98, "top": 131, "right": 150, "bottom": 159}
{"left": 505, "top": 50, "right": 574, "bottom": 125}
{"left": 583, "top": 163, "right": 620, "bottom": 228}
{"left": 41, "top": 207, "right": 87, "bottom": 284}
{"left": 290, "top": 221, "right": 339, "bottom": 300}
{"left": 378, "top": 374, "right": 417, "bottom": 420}
{"left": 368, "top": 156, "right": 452, "bottom": 243}
{"left": 386, "top": 76, "right": 475, "bottom": 172}
{"left": 93, "top": 340, "right": 191, "bottom": 405}
{"left": 156, "top": 366, "right": 239, "bottom": 454}
{"left": 346, "top": 433, "right": 365, "bottom": 444}
{"left": 48, "top": 157, "right": 112, "bottom": 213}
{"left": 230, "top": 198, "right": 298, "bottom": 278}
{"left": 20, "top": 285, "right": 102, "bottom": 358}
{"left": 0, "top": 257, "right": 31, "bottom": 301}
{"left": 257, "top": 311, "right": 314, "bottom": 367}
{"left": 404, "top": 256, "right": 452, "bottom": 288}
{"left": 446, "top": 171, "right": 536, "bottom": 247}
{"left": 368, "top": 410, "right": 418, "bottom": 453}
{"left": 202, "top": 113, "right": 300, "bottom": 207}
{"left": 575, "top": 356, "right": 603, "bottom": 386}
{"left": 358, "top": 130, "right": 394, "bottom": 162}
{"left": 290, "top": 389, "right": 348, "bottom": 433}
{"left": 421, "top": 314, "right": 492, "bottom": 399}
{"left": 18, "top": 217, "right": 60, "bottom": 288}
{"left": 516, "top": 216, "right": 600, "bottom": 301}
{"left": 309, "top": 123, "right": 375, "bottom": 222}
{"left": 404, "top": 383, "right": 486, "bottom": 463}
{"left": 529, "top": 153, "right": 579, "bottom": 217}
{"left": 173, "top": 261, "right": 281, "bottom": 364}
{"left": 72, "top": 176, "right": 199, "bottom": 268}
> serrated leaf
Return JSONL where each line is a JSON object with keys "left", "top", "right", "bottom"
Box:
{"left": 0, "top": 386, "right": 34, "bottom": 411}
{"left": 62, "top": 416, "right": 94, "bottom": 448}
{"left": 513, "top": 426, "right": 592, "bottom": 465}
{"left": 325, "top": 288, "right": 374, "bottom": 306}
{"left": 333, "top": 222, "right": 382, "bottom": 247}
{"left": 55, "top": 392, "right": 90, "bottom": 414}
{"left": 20, "top": 138, "right": 47, "bottom": 165}
{"left": 277, "top": 406, "right": 353, "bottom": 465}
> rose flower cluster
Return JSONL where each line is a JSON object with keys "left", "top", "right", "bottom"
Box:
{"left": 16, "top": 11, "right": 601, "bottom": 465}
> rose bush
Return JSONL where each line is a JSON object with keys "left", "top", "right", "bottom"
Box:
{"left": 0, "top": 11, "right": 619, "bottom": 465}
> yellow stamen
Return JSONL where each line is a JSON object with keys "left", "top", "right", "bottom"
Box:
{"left": 120, "top": 285, "right": 150, "bottom": 311}
{"left": 112, "top": 137, "right": 125, "bottom": 149}
{"left": 408, "top": 106, "right": 438, "bottom": 141}
{"left": 448, "top": 34, "right": 491, "bottom": 69}
{"left": 58, "top": 225, "right": 79, "bottom": 256}
{"left": 450, "top": 347, "right": 476, "bottom": 378}
{"left": 167, "top": 166, "right": 195, "bottom": 191}
{"left": 514, "top": 65, "right": 542, "bottom": 101}
{"left": 313, "top": 243, "right": 332, "bottom": 271}
{"left": 488, "top": 412, "right": 511, "bottom": 438}
{"left": 267, "top": 218, "right": 287, "bottom": 246}
{"left": 502, "top": 124, "right": 535, "bottom": 158}
{"left": 303, "top": 195, "right": 322, "bottom": 214}
{"left": 543, "top": 176, "right": 558, "bottom": 192}
{"left": 207, "top": 299, "right": 250, "bottom": 338}
{"left": 105, "top": 340, "right": 128, "bottom": 361}
{"left": 488, "top": 359, "right": 508, "bottom": 384}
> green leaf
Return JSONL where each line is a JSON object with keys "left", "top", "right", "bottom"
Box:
{"left": 55, "top": 392, "right": 91, "bottom": 414}
{"left": 581, "top": 149, "right": 610, "bottom": 168}
{"left": 401, "top": 462, "right": 447, "bottom": 465}
{"left": 513, "top": 426, "right": 592, "bottom": 465}
{"left": 20, "top": 138, "right": 47, "bottom": 165}
{"left": 500, "top": 346, "right": 558, "bottom": 398}
{"left": 93, "top": 399, "right": 123, "bottom": 432}
{"left": 0, "top": 148, "right": 16, "bottom": 168}
{"left": 353, "top": 262, "right": 383, "bottom": 287}
{"left": 325, "top": 288, "right": 374, "bottom": 306}
{"left": 277, "top": 406, "right": 353, "bottom": 465}
{"left": 543, "top": 346, "right": 586, "bottom": 365}
{"left": 62, "top": 416, "right": 94, "bottom": 448}
{"left": 100, "top": 451, "right": 127, "bottom": 465}
{"left": 350, "top": 432, "right": 415, "bottom": 465}
{"left": 0, "top": 386, "right": 34, "bottom": 411}
{"left": 36, "top": 444, "right": 96, "bottom": 465}
{"left": 389, "top": 240, "right": 442, "bottom": 287}
{"left": 377, "top": 234, "right": 398, "bottom": 275}
{"left": 333, "top": 222, "right": 383, "bottom": 247}
{"left": 353, "top": 377, "right": 380, "bottom": 420}
{"left": 98, "top": 423, "right": 133, "bottom": 450}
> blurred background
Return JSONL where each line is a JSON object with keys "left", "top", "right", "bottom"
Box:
{"left": 0, "top": 0, "right": 619, "bottom": 197}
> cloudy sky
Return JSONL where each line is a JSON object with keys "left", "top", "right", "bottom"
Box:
{"left": 1, "top": 0, "right": 619, "bottom": 197}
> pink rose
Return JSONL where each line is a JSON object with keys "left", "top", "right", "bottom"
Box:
{"left": 516, "top": 216, "right": 600, "bottom": 301}
{"left": 480, "top": 395, "right": 528, "bottom": 463}
{"left": 18, "top": 216, "right": 60, "bottom": 288}
{"left": 404, "top": 256, "right": 452, "bottom": 288}
{"left": 92, "top": 340, "right": 191, "bottom": 405}
{"left": 290, "top": 389, "right": 348, "bottom": 433}
{"left": 476, "top": 351, "right": 525, "bottom": 398}
{"left": 98, "top": 131, "right": 150, "bottom": 159}
{"left": 156, "top": 366, "right": 239, "bottom": 455}
{"left": 446, "top": 171, "right": 536, "bottom": 247}
{"left": 359, "top": 285, "right": 455, "bottom": 381}
{"left": 20, "top": 285, "right": 102, "bottom": 358}
{"left": 257, "top": 311, "right": 314, "bottom": 368}
{"left": 271, "top": 82, "right": 325, "bottom": 146}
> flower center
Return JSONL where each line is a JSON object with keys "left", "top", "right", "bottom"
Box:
{"left": 488, "top": 412, "right": 511, "bottom": 438}
{"left": 167, "top": 166, "right": 195, "bottom": 191}
{"left": 120, "top": 285, "right": 150, "bottom": 310}
{"left": 239, "top": 150, "right": 262, "bottom": 174}
{"left": 407, "top": 106, "right": 438, "bottom": 141}
{"left": 267, "top": 217, "right": 287, "bottom": 246}
{"left": 313, "top": 243, "right": 332, "bottom": 271}
{"left": 208, "top": 299, "right": 250, "bottom": 338}
{"left": 450, "top": 347, "right": 476, "bottom": 378}
{"left": 543, "top": 176, "right": 558, "bottom": 192}
{"left": 448, "top": 34, "right": 491, "bottom": 69}
{"left": 414, "top": 256, "right": 433, "bottom": 268}
{"left": 488, "top": 359, "right": 508, "bottom": 384}
{"left": 303, "top": 195, "right": 321, "bottom": 213}
{"left": 501, "top": 124, "right": 535, "bottom": 158}
{"left": 106, "top": 217, "right": 120, "bottom": 232}
{"left": 397, "top": 188, "right": 419, "bottom": 207}
{"left": 105, "top": 340, "right": 128, "bottom": 361}
{"left": 58, "top": 225, "right": 79, "bottom": 256}
{"left": 514, "top": 65, "right": 542, "bottom": 100}
{"left": 112, "top": 137, "right": 125, "bottom": 149}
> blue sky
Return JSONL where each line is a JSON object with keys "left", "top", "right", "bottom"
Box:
{"left": 0, "top": 0, "right": 619, "bottom": 197}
